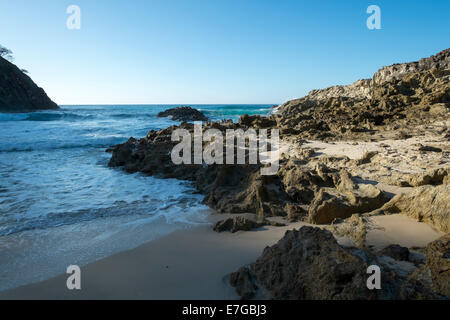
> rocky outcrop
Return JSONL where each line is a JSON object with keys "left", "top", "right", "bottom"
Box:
{"left": 213, "top": 217, "right": 263, "bottom": 233}
{"left": 108, "top": 119, "right": 395, "bottom": 225}
{"left": 327, "top": 214, "right": 368, "bottom": 248}
{"left": 107, "top": 121, "right": 285, "bottom": 219}
{"left": 0, "top": 56, "right": 59, "bottom": 113}
{"left": 294, "top": 78, "right": 373, "bottom": 103}
{"left": 276, "top": 48, "right": 450, "bottom": 139}
{"left": 157, "top": 106, "right": 208, "bottom": 122}
{"left": 108, "top": 122, "right": 387, "bottom": 222}
{"left": 308, "top": 170, "right": 387, "bottom": 224}
{"left": 372, "top": 49, "right": 450, "bottom": 85}
{"left": 229, "top": 226, "right": 437, "bottom": 299}
{"left": 406, "top": 167, "right": 449, "bottom": 187}
{"left": 425, "top": 234, "right": 450, "bottom": 297}
{"left": 381, "top": 184, "right": 450, "bottom": 233}
{"left": 108, "top": 121, "right": 289, "bottom": 219}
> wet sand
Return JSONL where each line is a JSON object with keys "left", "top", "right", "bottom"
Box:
{"left": 0, "top": 214, "right": 443, "bottom": 299}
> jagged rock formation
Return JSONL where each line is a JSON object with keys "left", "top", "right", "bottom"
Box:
{"left": 373, "top": 49, "right": 450, "bottom": 84}
{"left": 406, "top": 167, "right": 449, "bottom": 187}
{"left": 108, "top": 121, "right": 387, "bottom": 222}
{"left": 229, "top": 226, "right": 438, "bottom": 299}
{"left": 157, "top": 106, "right": 208, "bottom": 121}
{"left": 307, "top": 170, "right": 387, "bottom": 224}
{"left": 380, "top": 184, "right": 450, "bottom": 233}
{"left": 0, "top": 56, "right": 59, "bottom": 113}
{"left": 108, "top": 121, "right": 285, "bottom": 219}
{"left": 276, "top": 48, "right": 450, "bottom": 139}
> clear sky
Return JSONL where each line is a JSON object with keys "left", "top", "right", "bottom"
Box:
{"left": 0, "top": 0, "right": 449, "bottom": 105}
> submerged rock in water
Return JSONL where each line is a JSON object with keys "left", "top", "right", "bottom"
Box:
{"left": 157, "top": 106, "right": 208, "bottom": 122}
{"left": 0, "top": 56, "right": 59, "bottom": 113}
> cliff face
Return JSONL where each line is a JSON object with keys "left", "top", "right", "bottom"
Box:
{"left": 0, "top": 57, "right": 59, "bottom": 113}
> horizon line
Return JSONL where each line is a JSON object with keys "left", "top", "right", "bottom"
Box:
{"left": 58, "top": 103, "right": 280, "bottom": 106}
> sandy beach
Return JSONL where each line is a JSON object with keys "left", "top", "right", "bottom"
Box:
{"left": 0, "top": 213, "right": 443, "bottom": 300}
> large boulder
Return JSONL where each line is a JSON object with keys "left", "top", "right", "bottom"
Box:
{"left": 0, "top": 56, "right": 59, "bottom": 113}
{"left": 381, "top": 184, "right": 450, "bottom": 233}
{"left": 229, "top": 226, "right": 435, "bottom": 299}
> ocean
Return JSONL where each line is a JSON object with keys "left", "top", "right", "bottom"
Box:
{"left": 0, "top": 104, "right": 273, "bottom": 291}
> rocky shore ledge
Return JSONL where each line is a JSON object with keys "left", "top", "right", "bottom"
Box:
{"left": 230, "top": 227, "right": 449, "bottom": 299}
{"left": 108, "top": 49, "right": 449, "bottom": 299}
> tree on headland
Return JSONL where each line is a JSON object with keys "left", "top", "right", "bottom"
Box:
{"left": 1, "top": 45, "right": 29, "bottom": 75}
{"left": 0, "top": 45, "right": 14, "bottom": 61}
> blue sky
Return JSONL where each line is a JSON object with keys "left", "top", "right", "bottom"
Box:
{"left": 0, "top": 0, "right": 449, "bottom": 104}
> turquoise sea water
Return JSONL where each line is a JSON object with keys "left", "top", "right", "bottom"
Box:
{"left": 0, "top": 104, "right": 273, "bottom": 290}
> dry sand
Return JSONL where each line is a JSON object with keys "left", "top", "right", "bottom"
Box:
{"left": 0, "top": 213, "right": 443, "bottom": 300}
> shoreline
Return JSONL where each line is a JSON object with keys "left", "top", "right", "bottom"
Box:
{"left": 0, "top": 213, "right": 443, "bottom": 300}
